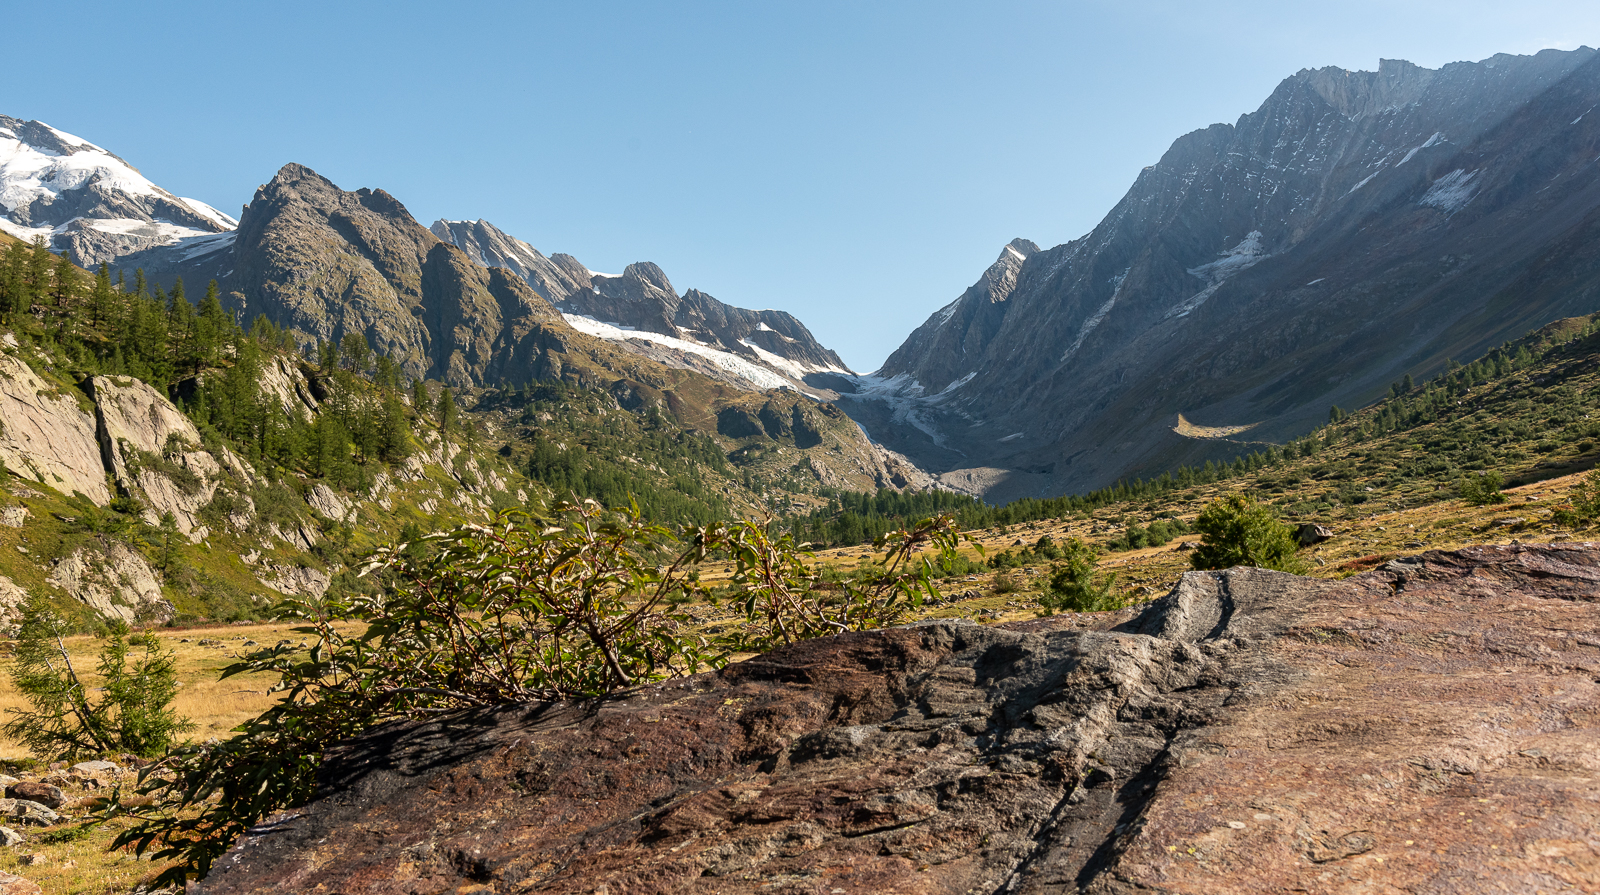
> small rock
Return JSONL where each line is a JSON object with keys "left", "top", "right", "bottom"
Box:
{"left": 0, "top": 826, "right": 19, "bottom": 846}
{"left": 0, "top": 871, "right": 39, "bottom": 895}
{"left": 16, "top": 853, "right": 45, "bottom": 866}
{"left": 0, "top": 777, "right": 16, "bottom": 789}
{"left": 6, "top": 783, "right": 64, "bottom": 809}
{"left": 1492, "top": 518, "right": 1524, "bottom": 528}
{"left": 0, "top": 799, "right": 60, "bottom": 827}
{"left": 1296, "top": 523, "right": 1334, "bottom": 547}
{"left": 69, "top": 760, "right": 119, "bottom": 777}
{"left": 1177, "top": 541, "right": 1200, "bottom": 551}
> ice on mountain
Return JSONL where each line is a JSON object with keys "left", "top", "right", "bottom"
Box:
{"left": 42, "top": 125, "right": 104, "bottom": 153}
{"left": 0, "top": 218, "right": 52, "bottom": 242}
{"left": 1348, "top": 171, "right": 1380, "bottom": 193}
{"left": 1166, "top": 231, "right": 1270, "bottom": 320}
{"left": 179, "top": 197, "right": 239, "bottom": 229}
{"left": 563, "top": 313, "right": 794, "bottom": 391}
{"left": 1420, "top": 169, "right": 1479, "bottom": 213}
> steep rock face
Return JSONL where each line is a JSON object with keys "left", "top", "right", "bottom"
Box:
{"left": 0, "top": 115, "right": 234, "bottom": 265}
{"left": 219, "top": 164, "right": 441, "bottom": 380}
{"left": 87, "top": 375, "right": 227, "bottom": 540}
{"left": 0, "top": 353, "right": 110, "bottom": 505}
{"left": 856, "top": 49, "right": 1600, "bottom": 500}
{"left": 46, "top": 539, "right": 169, "bottom": 624}
{"left": 192, "top": 544, "right": 1600, "bottom": 894}
{"left": 428, "top": 219, "right": 591, "bottom": 304}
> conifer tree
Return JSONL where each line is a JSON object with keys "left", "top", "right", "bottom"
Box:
{"left": 412, "top": 379, "right": 432, "bottom": 418}
{"left": 437, "top": 386, "right": 457, "bottom": 437}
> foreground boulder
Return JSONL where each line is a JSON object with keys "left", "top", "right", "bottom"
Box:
{"left": 197, "top": 545, "right": 1600, "bottom": 894}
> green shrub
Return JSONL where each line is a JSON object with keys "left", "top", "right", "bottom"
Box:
{"left": 1040, "top": 538, "right": 1118, "bottom": 613}
{"left": 1189, "top": 493, "right": 1306, "bottom": 574}
{"left": 106, "top": 502, "right": 965, "bottom": 884}
{"left": 3, "top": 597, "right": 192, "bottom": 759}
{"left": 1570, "top": 468, "right": 1600, "bottom": 520}
{"left": 1458, "top": 471, "right": 1507, "bottom": 506}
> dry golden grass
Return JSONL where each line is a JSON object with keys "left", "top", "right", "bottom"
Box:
{"left": 0, "top": 620, "right": 369, "bottom": 894}
{"left": 0, "top": 621, "right": 366, "bottom": 759}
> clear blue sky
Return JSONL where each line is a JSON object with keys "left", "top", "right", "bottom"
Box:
{"left": 4, "top": 1, "right": 1597, "bottom": 371}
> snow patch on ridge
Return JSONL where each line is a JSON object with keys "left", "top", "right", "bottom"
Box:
{"left": 1398, "top": 132, "right": 1445, "bottom": 166}
{"left": 563, "top": 313, "right": 794, "bottom": 391}
{"left": 1062, "top": 268, "right": 1129, "bottom": 362}
{"left": 178, "top": 198, "right": 238, "bottom": 229}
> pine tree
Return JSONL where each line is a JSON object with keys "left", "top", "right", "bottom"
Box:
{"left": 412, "top": 379, "right": 432, "bottom": 418}
{"left": 196, "top": 280, "right": 230, "bottom": 370}
{"left": 377, "top": 393, "right": 411, "bottom": 463}
{"left": 340, "top": 331, "right": 372, "bottom": 375}
{"left": 437, "top": 386, "right": 457, "bottom": 437}
{"left": 52, "top": 252, "right": 80, "bottom": 340}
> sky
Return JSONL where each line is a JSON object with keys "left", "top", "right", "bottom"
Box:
{"left": 4, "top": 1, "right": 1598, "bottom": 371}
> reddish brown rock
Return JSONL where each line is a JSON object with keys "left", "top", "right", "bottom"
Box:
{"left": 4, "top": 783, "right": 63, "bottom": 810}
{"left": 195, "top": 545, "right": 1600, "bottom": 894}
{"left": 0, "top": 871, "right": 40, "bottom": 895}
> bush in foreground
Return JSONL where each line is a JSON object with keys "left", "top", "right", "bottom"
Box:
{"left": 1189, "top": 493, "right": 1306, "bottom": 574}
{"left": 1458, "top": 471, "right": 1507, "bottom": 506}
{"left": 104, "top": 501, "right": 965, "bottom": 884}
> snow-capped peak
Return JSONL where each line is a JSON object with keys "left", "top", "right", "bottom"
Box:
{"left": 0, "top": 114, "right": 235, "bottom": 265}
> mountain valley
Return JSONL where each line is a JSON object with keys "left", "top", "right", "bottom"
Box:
{"left": 3, "top": 44, "right": 1600, "bottom": 894}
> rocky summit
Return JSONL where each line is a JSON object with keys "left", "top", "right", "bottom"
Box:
{"left": 851, "top": 48, "right": 1600, "bottom": 502}
{"left": 195, "top": 544, "right": 1599, "bottom": 894}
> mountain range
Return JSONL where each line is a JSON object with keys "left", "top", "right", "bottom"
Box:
{"left": 850, "top": 47, "right": 1600, "bottom": 500}
{"left": 7, "top": 46, "right": 1600, "bottom": 505}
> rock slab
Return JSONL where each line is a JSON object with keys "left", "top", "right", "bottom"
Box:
{"left": 195, "top": 546, "right": 1600, "bottom": 894}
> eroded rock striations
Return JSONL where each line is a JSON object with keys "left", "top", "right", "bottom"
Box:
{"left": 196, "top": 544, "right": 1600, "bottom": 893}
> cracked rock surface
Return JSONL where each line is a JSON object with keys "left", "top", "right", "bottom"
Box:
{"left": 196, "top": 545, "right": 1600, "bottom": 894}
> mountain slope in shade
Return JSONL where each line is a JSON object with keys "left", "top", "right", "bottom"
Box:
{"left": 430, "top": 219, "right": 852, "bottom": 392}
{"left": 849, "top": 48, "right": 1600, "bottom": 502}
{"left": 0, "top": 115, "right": 235, "bottom": 265}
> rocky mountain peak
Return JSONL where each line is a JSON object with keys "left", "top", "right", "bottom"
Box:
{"left": 1297, "top": 58, "right": 1436, "bottom": 119}
{"left": 428, "top": 219, "right": 852, "bottom": 389}
{"left": 618, "top": 261, "right": 674, "bottom": 297}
